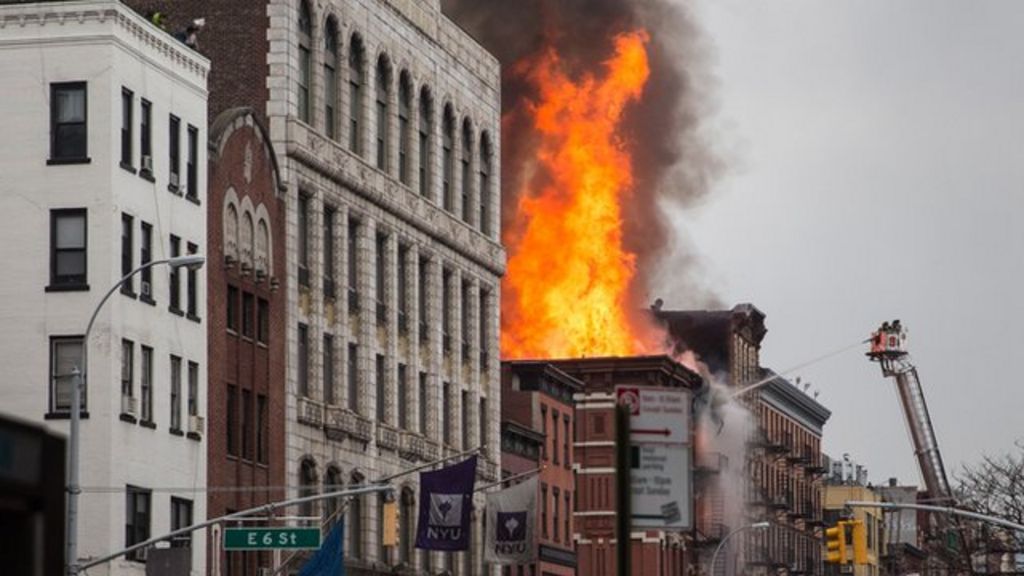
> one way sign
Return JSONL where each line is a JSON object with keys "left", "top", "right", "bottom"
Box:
{"left": 616, "top": 386, "right": 690, "bottom": 445}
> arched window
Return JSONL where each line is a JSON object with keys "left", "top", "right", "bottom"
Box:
{"left": 398, "top": 72, "right": 412, "bottom": 185}
{"left": 297, "top": 0, "right": 312, "bottom": 123}
{"left": 442, "top": 105, "right": 455, "bottom": 211}
{"left": 400, "top": 487, "right": 415, "bottom": 564}
{"left": 323, "top": 17, "right": 339, "bottom": 140}
{"left": 460, "top": 119, "right": 473, "bottom": 223}
{"left": 299, "top": 459, "right": 318, "bottom": 525}
{"left": 241, "top": 211, "right": 254, "bottom": 270}
{"left": 417, "top": 89, "right": 433, "bottom": 198}
{"left": 348, "top": 35, "right": 365, "bottom": 156}
{"left": 323, "top": 466, "right": 342, "bottom": 526}
{"left": 479, "top": 134, "right": 492, "bottom": 236}
{"left": 348, "top": 472, "right": 364, "bottom": 559}
{"left": 375, "top": 55, "right": 391, "bottom": 171}
{"left": 256, "top": 218, "right": 270, "bottom": 275}
{"left": 225, "top": 202, "right": 239, "bottom": 261}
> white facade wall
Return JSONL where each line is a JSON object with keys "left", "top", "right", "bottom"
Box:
{"left": 267, "top": 0, "right": 504, "bottom": 573}
{"left": 0, "top": 2, "right": 209, "bottom": 575}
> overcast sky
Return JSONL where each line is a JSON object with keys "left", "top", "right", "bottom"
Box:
{"left": 669, "top": 1, "right": 1024, "bottom": 485}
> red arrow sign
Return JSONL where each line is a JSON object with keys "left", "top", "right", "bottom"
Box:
{"left": 631, "top": 428, "right": 672, "bottom": 436}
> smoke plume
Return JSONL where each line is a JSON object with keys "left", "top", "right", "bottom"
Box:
{"left": 442, "top": 0, "right": 723, "bottom": 308}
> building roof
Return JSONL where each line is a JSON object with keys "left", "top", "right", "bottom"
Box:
{"left": 542, "top": 354, "right": 704, "bottom": 392}
{"left": 759, "top": 368, "right": 832, "bottom": 434}
{"left": 653, "top": 303, "right": 767, "bottom": 374}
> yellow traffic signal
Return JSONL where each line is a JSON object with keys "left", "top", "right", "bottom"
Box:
{"left": 851, "top": 520, "right": 868, "bottom": 565}
{"left": 825, "top": 521, "right": 848, "bottom": 564}
{"left": 382, "top": 500, "right": 399, "bottom": 547}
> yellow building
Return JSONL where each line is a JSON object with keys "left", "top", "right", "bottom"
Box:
{"left": 824, "top": 485, "right": 883, "bottom": 576}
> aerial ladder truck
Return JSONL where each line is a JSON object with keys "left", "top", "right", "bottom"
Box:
{"left": 867, "top": 321, "right": 968, "bottom": 567}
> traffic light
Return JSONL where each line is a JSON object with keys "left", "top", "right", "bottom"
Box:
{"left": 382, "top": 500, "right": 399, "bottom": 547}
{"left": 825, "top": 521, "right": 848, "bottom": 564}
{"left": 851, "top": 520, "right": 868, "bottom": 565}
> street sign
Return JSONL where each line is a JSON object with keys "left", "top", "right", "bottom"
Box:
{"left": 223, "top": 527, "right": 321, "bottom": 550}
{"left": 616, "top": 386, "right": 690, "bottom": 444}
{"left": 629, "top": 443, "right": 692, "bottom": 529}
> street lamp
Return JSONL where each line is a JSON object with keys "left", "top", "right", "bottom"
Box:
{"left": 66, "top": 254, "right": 206, "bottom": 576}
{"left": 709, "top": 521, "right": 770, "bottom": 576}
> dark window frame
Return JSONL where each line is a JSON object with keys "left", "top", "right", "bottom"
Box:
{"left": 168, "top": 115, "right": 181, "bottom": 192}
{"left": 170, "top": 497, "right": 193, "bottom": 548}
{"left": 48, "top": 208, "right": 88, "bottom": 290}
{"left": 140, "top": 222, "right": 154, "bottom": 304}
{"left": 120, "top": 213, "right": 135, "bottom": 296}
{"left": 121, "top": 88, "right": 134, "bottom": 170}
{"left": 49, "top": 335, "right": 85, "bottom": 415}
{"left": 49, "top": 81, "right": 89, "bottom": 164}
{"left": 140, "top": 99, "right": 153, "bottom": 179}
{"left": 125, "top": 485, "right": 152, "bottom": 561}
{"left": 168, "top": 235, "right": 181, "bottom": 312}
{"left": 186, "top": 125, "right": 199, "bottom": 202}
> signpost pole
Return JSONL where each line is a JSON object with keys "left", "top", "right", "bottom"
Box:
{"left": 615, "top": 402, "right": 631, "bottom": 576}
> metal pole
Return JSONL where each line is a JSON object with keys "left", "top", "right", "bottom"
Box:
{"left": 846, "top": 501, "right": 1024, "bottom": 533}
{"left": 66, "top": 257, "right": 200, "bottom": 576}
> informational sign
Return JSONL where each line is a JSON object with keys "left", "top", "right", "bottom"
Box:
{"left": 616, "top": 385, "right": 693, "bottom": 530}
{"left": 223, "top": 527, "right": 321, "bottom": 550}
{"left": 616, "top": 386, "right": 690, "bottom": 444}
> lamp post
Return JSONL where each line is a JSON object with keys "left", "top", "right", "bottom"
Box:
{"left": 66, "top": 255, "right": 205, "bottom": 576}
{"left": 709, "top": 521, "right": 770, "bottom": 576}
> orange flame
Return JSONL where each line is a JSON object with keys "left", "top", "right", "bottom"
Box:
{"left": 502, "top": 31, "right": 655, "bottom": 359}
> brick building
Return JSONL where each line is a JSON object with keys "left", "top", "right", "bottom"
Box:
{"left": 206, "top": 108, "right": 288, "bottom": 576}
{"left": 549, "top": 356, "right": 703, "bottom": 576}
{"left": 501, "top": 361, "right": 582, "bottom": 576}
{"left": 123, "top": 1, "right": 505, "bottom": 574}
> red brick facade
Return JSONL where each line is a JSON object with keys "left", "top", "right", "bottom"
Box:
{"left": 206, "top": 108, "right": 287, "bottom": 576}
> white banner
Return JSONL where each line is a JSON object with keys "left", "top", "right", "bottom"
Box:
{"left": 484, "top": 476, "right": 538, "bottom": 564}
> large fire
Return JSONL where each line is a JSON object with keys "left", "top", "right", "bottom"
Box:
{"left": 502, "top": 31, "right": 655, "bottom": 359}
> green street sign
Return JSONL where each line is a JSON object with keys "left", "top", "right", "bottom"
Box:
{"left": 224, "top": 527, "right": 321, "bottom": 550}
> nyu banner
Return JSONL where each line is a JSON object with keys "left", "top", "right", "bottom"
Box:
{"left": 484, "top": 476, "right": 538, "bottom": 564}
{"left": 415, "top": 456, "right": 477, "bottom": 551}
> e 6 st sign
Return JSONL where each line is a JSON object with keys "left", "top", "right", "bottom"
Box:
{"left": 223, "top": 527, "right": 321, "bottom": 550}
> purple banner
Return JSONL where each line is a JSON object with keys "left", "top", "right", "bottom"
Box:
{"left": 415, "top": 456, "right": 477, "bottom": 551}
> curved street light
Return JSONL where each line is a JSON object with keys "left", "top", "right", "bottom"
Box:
{"left": 710, "top": 521, "right": 771, "bottom": 576}
{"left": 67, "top": 255, "right": 206, "bottom": 575}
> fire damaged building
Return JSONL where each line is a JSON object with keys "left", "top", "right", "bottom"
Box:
{"left": 656, "top": 304, "right": 832, "bottom": 576}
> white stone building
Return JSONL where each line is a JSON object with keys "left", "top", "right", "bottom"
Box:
{"left": 0, "top": 1, "right": 209, "bottom": 574}
{"left": 273, "top": 0, "right": 505, "bottom": 574}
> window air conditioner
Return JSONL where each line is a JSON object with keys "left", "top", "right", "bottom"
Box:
{"left": 141, "top": 155, "right": 153, "bottom": 173}
{"left": 188, "top": 414, "right": 205, "bottom": 435}
{"left": 121, "top": 395, "right": 137, "bottom": 415}
{"left": 141, "top": 280, "right": 151, "bottom": 297}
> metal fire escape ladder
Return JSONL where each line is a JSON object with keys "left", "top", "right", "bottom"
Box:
{"left": 877, "top": 354, "right": 953, "bottom": 503}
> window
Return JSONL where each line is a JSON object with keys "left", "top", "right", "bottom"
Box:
{"left": 323, "top": 17, "right": 338, "bottom": 139}
{"left": 375, "top": 233, "right": 387, "bottom": 323}
{"left": 397, "top": 363, "right": 407, "bottom": 430}
{"left": 121, "top": 88, "right": 133, "bottom": 168}
{"left": 50, "top": 82, "right": 87, "bottom": 162}
{"left": 324, "top": 334, "right": 335, "bottom": 404}
{"left": 347, "top": 217, "right": 359, "bottom": 311}
{"left": 479, "top": 135, "right": 491, "bottom": 234}
{"left": 227, "top": 285, "right": 238, "bottom": 332}
{"left": 418, "top": 372, "right": 428, "bottom": 435}
{"left": 241, "top": 389, "right": 252, "bottom": 459}
{"left": 141, "top": 346, "right": 153, "bottom": 422}
{"left": 442, "top": 106, "right": 454, "bottom": 211}
{"left": 256, "top": 394, "right": 268, "bottom": 463}
{"left": 324, "top": 467, "right": 342, "bottom": 525}
{"left": 442, "top": 382, "right": 451, "bottom": 445}
{"left": 298, "top": 324, "right": 309, "bottom": 397}
{"left": 479, "top": 397, "right": 488, "bottom": 447}
{"left": 565, "top": 491, "right": 571, "bottom": 543}
{"left": 397, "top": 245, "right": 409, "bottom": 332}
{"left": 347, "top": 343, "right": 358, "bottom": 413}
{"left": 169, "top": 235, "right": 181, "bottom": 311}
{"left": 257, "top": 298, "right": 269, "bottom": 344}
{"left": 348, "top": 473, "right": 364, "bottom": 558}
{"left": 170, "top": 355, "right": 182, "bottom": 431}
{"left": 121, "top": 339, "right": 134, "bottom": 403}
{"left": 417, "top": 257, "right": 429, "bottom": 339}
{"left": 170, "top": 497, "right": 193, "bottom": 548}
{"left": 297, "top": 0, "right": 311, "bottom": 123}
{"left": 552, "top": 410, "right": 559, "bottom": 465}
{"left": 375, "top": 56, "right": 390, "bottom": 170}
{"left": 49, "top": 336, "right": 84, "bottom": 414}
{"left": 121, "top": 214, "right": 134, "bottom": 295}
{"left": 564, "top": 415, "right": 570, "bottom": 467}
{"left": 299, "top": 460, "right": 317, "bottom": 523}
{"left": 188, "top": 361, "right": 199, "bottom": 419}
{"left": 169, "top": 115, "right": 181, "bottom": 189}
{"left": 227, "top": 385, "right": 238, "bottom": 456}
{"left": 398, "top": 74, "right": 411, "bottom": 184}
{"left": 140, "top": 99, "right": 152, "bottom": 174}
{"left": 541, "top": 483, "right": 548, "bottom": 538}
{"left": 479, "top": 288, "right": 488, "bottom": 368}
{"left": 461, "top": 121, "right": 473, "bottom": 222}
{"left": 553, "top": 487, "right": 560, "bottom": 542}
{"left": 49, "top": 209, "right": 87, "bottom": 288}
{"left": 375, "top": 354, "right": 386, "bottom": 422}
{"left": 540, "top": 406, "right": 548, "bottom": 460}
{"left": 418, "top": 90, "right": 432, "bottom": 197}
{"left": 442, "top": 269, "right": 452, "bottom": 352}
{"left": 460, "top": 280, "right": 470, "bottom": 361}
{"left": 186, "top": 242, "right": 199, "bottom": 317}
{"left": 400, "top": 488, "right": 415, "bottom": 564}
{"left": 242, "top": 292, "right": 254, "bottom": 337}
{"left": 298, "top": 194, "right": 310, "bottom": 287}
{"left": 140, "top": 222, "right": 153, "bottom": 302}
{"left": 186, "top": 125, "right": 198, "bottom": 201}
{"left": 323, "top": 207, "right": 335, "bottom": 297}
{"left": 461, "top": 390, "right": 469, "bottom": 449}
{"left": 348, "top": 35, "right": 365, "bottom": 155}
{"left": 125, "top": 486, "right": 151, "bottom": 560}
